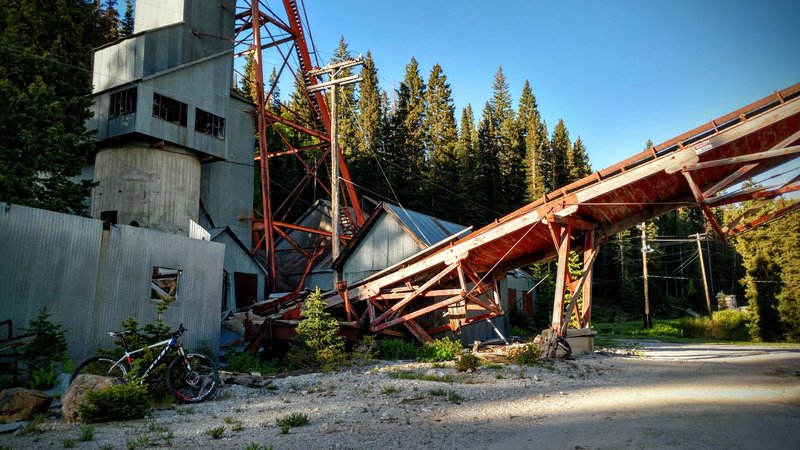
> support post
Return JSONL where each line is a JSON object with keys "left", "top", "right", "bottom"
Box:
{"left": 331, "top": 82, "right": 341, "bottom": 284}
{"left": 691, "top": 233, "right": 713, "bottom": 316}
{"left": 641, "top": 223, "right": 652, "bottom": 328}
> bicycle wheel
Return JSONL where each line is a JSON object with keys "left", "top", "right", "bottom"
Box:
{"left": 165, "top": 353, "right": 219, "bottom": 403}
{"left": 70, "top": 356, "right": 127, "bottom": 383}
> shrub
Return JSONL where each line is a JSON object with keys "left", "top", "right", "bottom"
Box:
{"left": 508, "top": 343, "right": 541, "bottom": 366}
{"left": 678, "top": 311, "right": 752, "bottom": 341}
{"left": 292, "top": 288, "right": 345, "bottom": 367}
{"left": 712, "top": 309, "right": 751, "bottom": 341}
{"left": 349, "top": 336, "right": 377, "bottom": 367}
{"left": 421, "top": 336, "right": 463, "bottom": 362}
{"left": 23, "top": 307, "right": 68, "bottom": 389}
{"left": 454, "top": 352, "right": 481, "bottom": 372}
{"left": 78, "top": 383, "right": 152, "bottom": 423}
{"left": 646, "top": 323, "right": 683, "bottom": 338}
{"left": 375, "top": 338, "right": 419, "bottom": 360}
{"left": 225, "top": 352, "right": 283, "bottom": 375}
{"left": 276, "top": 412, "right": 309, "bottom": 430}
{"left": 206, "top": 426, "right": 225, "bottom": 439}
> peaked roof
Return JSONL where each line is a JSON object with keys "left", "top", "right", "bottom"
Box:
{"left": 332, "top": 202, "right": 469, "bottom": 270}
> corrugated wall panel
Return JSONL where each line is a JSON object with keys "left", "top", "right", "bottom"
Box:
{"left": 0, "top": 203, "right": 224, "bottom": 362}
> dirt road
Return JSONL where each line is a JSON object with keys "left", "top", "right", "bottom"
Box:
{"left": 490, "top": 342, "right": 800, "bottom": 450}
{"left": 3, "top": 341, "right": 799, "bottom": 450}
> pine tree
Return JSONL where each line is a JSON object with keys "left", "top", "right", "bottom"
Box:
{"left": 568, "top": 136, "right": 591, "bottom": 182}
{"left": 423, "top": 63, "right": 459, "bottom": 219}
{"left": 0, "top": 0, "right": 103, "bottom": 215}
{"left": 330, "top": 36, "right": 359, "bottom": 160}
{"left": 384, "top": 57, "right": 427, "bottom": 210}
{"left": 456, "top": 104, "right": 483, "bottom": 226}
{"left": 526, "top": 119, "right": 549, "bottom": 201}
{"left": 549, "top": 119, "right": 571, "bottom": 190}
{"left": 351, "top": 51, "right": 384, "bottom": 199}
{"left": 121, "top": 0, "right": 135, "bottom": 36}
{"left": 100, "top": 0, "right": 120, "bottom": 43}
{"left": 474, "top": 101, "right": 501, "bottom": 226}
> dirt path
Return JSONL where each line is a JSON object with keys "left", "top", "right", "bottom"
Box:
{"left": 3, "top": 341, "right": 799, "bottom": 450}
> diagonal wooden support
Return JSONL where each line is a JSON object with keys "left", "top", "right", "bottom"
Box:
{"left": 560, "top": 246, "right": 599, "bottom": 335}
{"left": 371, "top": 261, "right": 459, "bottom": 325}
{"left": 550, "top": 222, "right": 573, "bottom": 333}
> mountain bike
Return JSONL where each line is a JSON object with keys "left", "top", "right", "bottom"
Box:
{"left": 70, "top": 323, "right": 219, "bottom": 403}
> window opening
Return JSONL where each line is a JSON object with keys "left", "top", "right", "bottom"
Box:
{"left": 195, "top": 108, "right": 225, "bottom": 140}
{"left": 151, "top": 266, "right": 181, "bottom": 301}
{"left": 109, "top": 87, "right": 137, "bottom": 117}
{"left": 152, "top": 93, "right": 187, "bottom": 126}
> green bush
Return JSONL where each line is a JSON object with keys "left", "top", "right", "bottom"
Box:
{"left": 509, "top": 343, "right": 541, "bottom": 366}
{"left": 421, "top": 336, "right": 462, "bottom": 362}
{"left": 349, "top": 336, "right": 376, "bottom": 367}
{"left": 678, "top": 310, "right": 752, "bottom": 341}
{"left": 78, "top": 383, "right": 152, "bottom": 423}
{"left": 375, "top": 338, "right": 419, "bottom": 360}
{"left": 646, "top": 323, "right": 683, "bottom": 338}
{"left": 711, "top": 309, "right": 751, "bottom": 341}
{"left": 291, "top": 288, "right": 345, "bottom": 368}
{"left": 454, "top": 352, "right": 481, "bottom": 372}
{"left": 225, "top": 352, "right": 284, "bottom": 375}
{"left": 23, "top": 307, "right": 68, "bottom": 389}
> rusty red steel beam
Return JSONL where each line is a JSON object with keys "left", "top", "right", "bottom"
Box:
{"left": 681, "top": 145, "right": 800, "bottom": 171}
{"left": 725, "top": 201, "right": 800, "bottom": 238}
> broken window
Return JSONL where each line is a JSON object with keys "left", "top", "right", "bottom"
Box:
{"left": 109, "top": 87, "right": 137, "bottom": 117}
{"left": 151, "top": 266, "right": 181, "bottom": 302}
{"left": 195, "top": 108, "right": 225, "bottom": 140}
{"left": 152, "top": 93, "right": 187, "bottom": 126}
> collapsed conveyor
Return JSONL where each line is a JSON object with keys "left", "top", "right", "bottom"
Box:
{"left": 332, "top": 83, "right": 800, "bottom": 342}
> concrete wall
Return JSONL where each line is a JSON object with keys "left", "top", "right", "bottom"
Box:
{"left": 0, "top": 203, "right": 224, "bottom": 361}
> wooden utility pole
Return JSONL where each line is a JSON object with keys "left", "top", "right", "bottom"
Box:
{"left": 640, "top": 223, "right": 652, "bottom": 328}
{"left": 307, "top": 58, "right": 363, "bottom": 286}
{"left": 690, "top": 232, "right": 713, "bottom": 316}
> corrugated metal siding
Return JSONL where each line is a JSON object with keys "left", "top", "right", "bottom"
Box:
{"left": 384, "top": 203, "right": 467, "bottom": 246}
{"left": 0, "top": 203, "right": 224, "bottom": 361}
{"left": 342, "top": 213, "right": 424, "bottom": 285}
{"left": 134, "top": 0, "right": 184, "bottom": 34}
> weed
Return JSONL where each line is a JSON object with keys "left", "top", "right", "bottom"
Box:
{"left": 447, "top": 390, "right": 464, "bottom": 404}
{"left": 146, "top": 419, "right": 168, "bottom": 433}
{"left": 223, "top": 416, "right": 237, "bottom": 424}
{"left": 428, "top": 388, "right": 447, "bottom": 396}
{"left": 375, "top": 338, "right": 420, "bottom": 360}
{"left": 19, "top": 414, "right": 45, "bottom": 436}
{"left": 421, "top": 336, "right": 463, "bottom": 362}
{"left": 126, "top": 434, "right": 151, "bottom": 450}
{"left": 276, "top": 412, "right": 309, "bottom": 429}
{"left": 206, "top": 426, "right": 225, "bottom": 439}
{"left": 224, "top": 416, "right": 244, "bottom": 431}
{"left": 224, "top": 351, "right": 285, "bottom": 375}
{"left": 176, "top": 405, "right": 194, "bottom": 415}
{"left": 246, "top": 444, "right": 274, "bottom": 450}
{"left": 509, "top": 343, "right": 542, "bottom": 366}
{"left": 380, "top": 385, "right": 401, "bottom": 395}
{"left": 388, "top": 370, "right": 457, "bottom": 383}
{"left": 265, "top": 384, "right": 278, "bottom": 392}
{"left": 63, "top": 439, "right": 75, "bottom": 448}
{"left": 280, "top": 423, "right": 290, "bottom": 434}
{"left": 455, "top": 352, "right": 481, "bottom": 372}
{"left": 350, "top": 336, "right": 377, "bottom": 367}
{"left": 484, "top": 362, "right": 504, "bottom": 369}
{"left": 99, "top": 445, "right": 113, "bottom": 450}
{"left": 162, "top": 430, "right": 174, "bottom": 445}
{"left": 79, "top": 424, "right": 94, "bottom": 441}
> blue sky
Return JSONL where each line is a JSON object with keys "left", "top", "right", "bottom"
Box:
{"left": 299, "top": 0, "right": 800, "bottom": 171}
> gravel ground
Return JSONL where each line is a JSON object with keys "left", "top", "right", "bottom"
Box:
{"left": 3, "top": 342, "right": 799, "bottom": 450}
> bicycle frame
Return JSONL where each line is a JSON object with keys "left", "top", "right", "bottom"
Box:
{"left": 113, "top": 333, "right": 187, "bottom": 381}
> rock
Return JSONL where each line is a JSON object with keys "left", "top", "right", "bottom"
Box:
{"left": 61, "top": 374, "right": 117, "bottom": 423}
{"left": 0, "top": 388, "right": 52, "bottom": 422}
{"left": 319, "top": 422, "right": 329, "bottom": 433}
